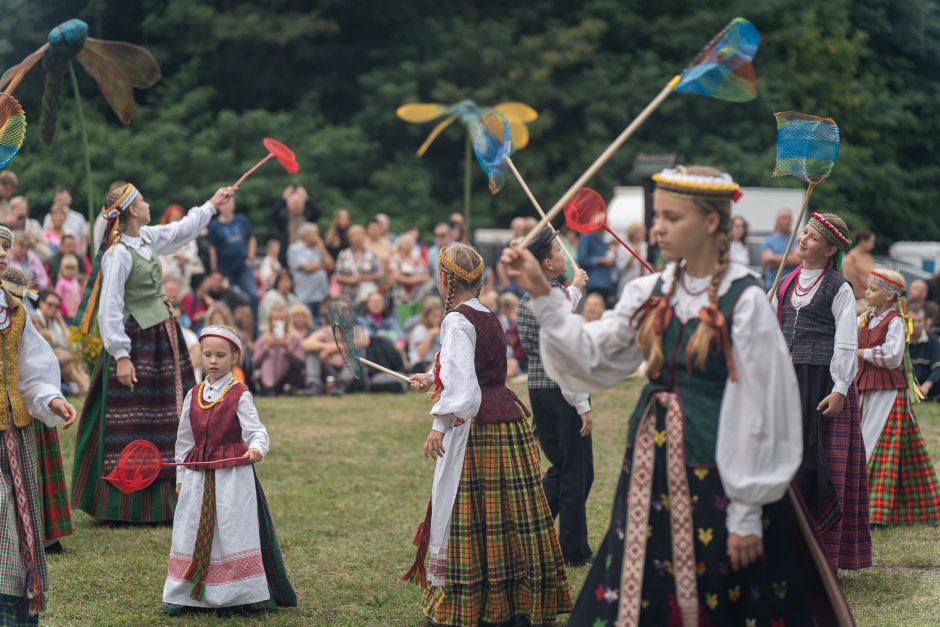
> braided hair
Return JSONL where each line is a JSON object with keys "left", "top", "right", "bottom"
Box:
{"left": 636, "top": 165, "right": 733, "bottom": 375}
{"left": 438, "top": 243, "right": 484, "bottom": 312}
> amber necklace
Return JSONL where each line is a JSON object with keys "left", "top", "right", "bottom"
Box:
{"left": 197, "top": 378, "right": 234, "bottom": 410}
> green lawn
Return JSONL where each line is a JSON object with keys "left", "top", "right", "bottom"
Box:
{"left": 43, "top": 379, "right": 940, "bottom": 626}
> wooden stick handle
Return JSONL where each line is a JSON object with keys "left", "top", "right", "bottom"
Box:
{"left": 359, "top": 357, "right": 413, "bottom": 384}
{"left": 519, "top": 75, "right": 681, "bottom": 249}
{"left": 505, "top": 158, "right": 580, "bottom": 272}
{"left": 766, "top": 184, "right": 815, "bottom": 299}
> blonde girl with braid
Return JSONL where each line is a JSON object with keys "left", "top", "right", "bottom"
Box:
{"left": 503, "top": 166, "right": 852, "bottom": 625}
{"left": 404, "top": 242, "right": 572, "bottom": 626}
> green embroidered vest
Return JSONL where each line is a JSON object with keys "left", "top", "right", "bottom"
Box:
{"left": 121, "top": 241, "right": 172, "bottom": 330}
{"left": 627, "top": 273, "right": 760, "bottom": 465}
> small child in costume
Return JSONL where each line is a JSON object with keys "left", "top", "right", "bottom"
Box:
{"left": 857, "top": 268, "right": 940, "bottom": 525}
{"left": 162, "top": 325, "right": 296, "bottom": 614}
{"left": 405, "top": 243, "right": 571, "bottom": 626}
{"left": 0, "top": 225, "right": 76, "bottom": 623}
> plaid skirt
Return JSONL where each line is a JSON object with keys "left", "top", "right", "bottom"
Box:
{"left": 71, "top": 317, "right": 194, "bottom": 522}
{"left": 868, "top": 392, "right": 940, "bottom": 525}
{"left": 32, "top": 422, "right": 73, "bottom": 542}
{"left": 0, "top": 427, "right": 46, "bottom": 600}
{"left": 0, "top": 593, "right": 37, "bottom": 625}
{"left": 421, "top": 418, "right": 572, "bottom": 625}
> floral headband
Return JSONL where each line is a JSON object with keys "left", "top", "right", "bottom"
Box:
{"left": 869, "top": 269, "right": 905, "bottom": 296}
{"left": 199, "top": 325, "right": 243, "bottom": 352}
{"left": 102, "top": 183, "right": 139, "bottom": 220}
{"left": 438, "top": 247, "right": 484, "bottom": 283}
{"left": 807, "top": 212, "right": 851, "bottom": 251}
{"left": 0, "top": 225, "right": 12, "bottom": 243}
{"left": 652, "top": 168, "right": 742, "bottom": 202}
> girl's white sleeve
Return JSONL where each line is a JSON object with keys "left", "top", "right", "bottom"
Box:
{"left": 530, "top": 274, "right": 655, "bottom": 393}
{"left": 98, "top": 246, "right": 133, "bottom": 360}
{"left": 237, "top": 391, "right": 270, "bottom": 456}
{"left": 862, "top": 316, "right": 906, "bottom": 369}
{"left": 19, "top": 316, "right": 65, "bottom": 427}
{"left": 716, "top": 285, "right": 803, "bottom": 537}
{"left": 141, "top": 201, "right": 217, "bottom": 255}
{"left": 429, "top": 312, "right": 480, "bottom": 433}
{"left": 830, "top": 282, "right": 859, "bottom": 395}
{"left": 175, "top": 389, "right": 195, "bottom": 483}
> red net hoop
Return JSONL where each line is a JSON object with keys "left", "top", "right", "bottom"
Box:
{"left": 564, "top": 187, "right": 607, "bottom": 235}
{"left": 263, "top": 137, "right": 299, "bottom": 174}
{"left": 102, "top": 439, "right": 162, "bottom": 494}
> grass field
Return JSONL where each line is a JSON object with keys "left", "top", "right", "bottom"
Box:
{"left": 42, "top": 379, "right": 940, "bottom": 626}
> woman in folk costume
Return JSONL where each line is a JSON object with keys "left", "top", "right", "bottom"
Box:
{"left": 771, "top": 212, "right": 872, "bottom": 571}
{"left": 2, "top": 268, "right": 73, "bottom": 554}
{"left": 163, "top": 325, "right": 295, "bottom": 614}
{"left": 72, "top": 182, "right": 234, "bottom": 523}
{"left": 502, "top": 166, "right": 854, "bottom": 626}
{"left": 856, "top": 268, "right": 940, "bottom": 525}
{"left": 405, "top": 242, "right": 571, "bottom": 626}
{"left": 0, "top": 225, "right": 76, "bottom": 622}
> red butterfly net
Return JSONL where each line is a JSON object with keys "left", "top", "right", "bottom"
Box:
{"left": 564, "top": 187, "right": 653, "bottom": 273}
{"left": 103, "top": 439, "right": 250, "bottom": 494}
{"left": 232, "top": 137, "right": 299, "bottom": 189}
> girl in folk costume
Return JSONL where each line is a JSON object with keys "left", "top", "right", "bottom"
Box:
{"left": 2, "top": 268, "right": 73, "bottom": 554}
{"left": 72, "top": 182, "right": 234, "bottom": 523}
{"left": 502, "top": 166, "right": 853, "bottom": 626}
{"left": 857, "top": 268, "right": 940, "bottom": 525}
{"left": 405, "top": 243, "right": 571, "bottom": 626}
{"left": 163, "top": 326, "right": 295, "bottom": 614}
{"left": 0, "top": 225, "right": 77, "bottom": 622}
{"left": 772, "top": 212, "right": 872, "bottom": 571}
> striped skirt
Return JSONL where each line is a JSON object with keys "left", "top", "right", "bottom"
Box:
{"left": 33, "top": 422, "right": 73, "bottom": 541}
{"left": 868, "top": 392, "right": 940, "bottom": 525}
{"left": 421, "top": 418, "right": 572, "bottom": 626}
{"left": 71, "top": 317, "right": 194, "bottom": 522}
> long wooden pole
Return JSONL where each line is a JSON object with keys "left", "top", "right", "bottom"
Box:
{"left": 359, "top": 356, "right": 412, "bottom": 384}
{"left": 766, "top": 183, "right": 815, "bottom": 298}
{"left": 519, "top": 75, "right": 681, "bottom": 249}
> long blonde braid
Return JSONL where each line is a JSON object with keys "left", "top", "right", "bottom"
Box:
{"left": 636, "top": 260, "right": 683, "bottom": 377}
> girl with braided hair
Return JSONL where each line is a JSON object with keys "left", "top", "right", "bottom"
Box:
{"left": 856, "top": 268, "right": 940, "bottom": 525}
{"left": 503, "top": 166, "right": 850, "bottom": 625}
{"left": 771, "top": 211, "right": 872, "bottom": 571}
{"left": 404, "top": 242, "right": 572, "bottom": 626}
{"left": 71, "top": 182, "right": 234, "bottom": 523}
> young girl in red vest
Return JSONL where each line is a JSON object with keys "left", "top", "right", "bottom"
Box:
{"left": 405, "top": 242, "right": 571, "bottom": 626}
{"left": 857, "top": 268, "right": 940, "bottom": 525}
{"left": 773, "top": 211, "right": 872, "bottom": 571}
{"left": 162, "top": 325, "right": 295, "bottom": 614}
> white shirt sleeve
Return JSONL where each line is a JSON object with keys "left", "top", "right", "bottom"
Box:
{"left": 567, "top": 286, "right": 583, "bottom": 310}
{"left": 530, "top": 275, "right": 653, "bottom": 393}
{"left": 99, "top": 245, "right": 133, "bottom": 360}
{"left": 429, "top": 311, "right": 480, "bottom": 433}
{"left": 19, "top": 315, "right": 65, "bottom": 427}
{"left": 237, "top": 391, "right": 270, "bottom": 456}
{"left": 830, "top": 282, "right": 860, "bottom": 395}
{"left": 139, "top": 201, "right": 217, "bottom": 256}
{"left": 175, "top": 389, "right": 195, "bottom": 483}
{"left": 716, "top": 285, "right": 804, "bottom": 537}
{"left": 560, "top": 388, "right": 591, "bottom": 415}
{"left": 863, "top": 316, "right": 906, "bottom": 369}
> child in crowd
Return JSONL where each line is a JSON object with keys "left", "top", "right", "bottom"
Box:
{"left": 54, "top": 254, "right": 82, "bottom": 321}
{"left": 162, "top": 325, "right": 295, "bottom": 614}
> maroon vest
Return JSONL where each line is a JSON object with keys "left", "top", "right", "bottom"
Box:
{"left": 455, "top": 304, "right": 530, "bottom": 425}
{"left": 856, "top": 310, "right": 907, "bottom": 391}
{"left": 184, "top": 381, "right": 252, "bottom": 470}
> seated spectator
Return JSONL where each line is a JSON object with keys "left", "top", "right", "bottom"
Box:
{"left": 478, "top": 289, "right": 499, "bottom": 313}
{"left": 408, "top": 297, "right": 443, "bottom": 373}
{"left": 289, "top": 303, "right": 314, "bottom": 339}
{"left": 300, "top": 298, "right": 354, "bottom": 396}
{"left": 159, "top": 203, "right": 204, "bottom": 298}
{"left": 253, "top": 305, "right": 306, "bottom": 395}
{"left": 45, "top": 233, "right": 90, "bottom": 283}
{"left": 910, "top": 303, "right": 940, "bottom": 402}
{"left": 358, "top": 291, "right": 404, "bottom": 348}
{"left": 259, "top": 269, "right": 300, "bottom": 332}
{"left": 44, "top": 203, "right": 71, "bottom": 253}
{"left": 498, "top": 292, "right": 525, "bottom": 376}
{"left": 205, "top": 304, "right": 249, "bottom": 383}
{"left": 581, "top": 292, "right": 607, "bottom": 322}
{"left": 7, "top": 196, "right": 52, "bottom": 260}
{"left": 363, "top": 334, "right": 408, "bottom": 393}
{"left": 909, "top": 279, "right": 928, "bottom": 306}
{"left": 11, "top": 231, "right": 49, "bottom": 290}
{"left": 33, "top": 289, "right": 89, "bottom": 395}
{"left": 388, "top": 233, "right": 430, "bottom": 326}
{"left": 42, "top": 186, "right": 89, "bottom": 251}
{"left": 334, "top": 224, "right": 382, "bottom": 305}
{"left": 180, "top": 273, "right": 214, "bottom": 333}
{"left": 54, "top": 254, "right": 83, "bottom": 321}
{"left": 259, "top": 239, "right": 282, "bottom": 291}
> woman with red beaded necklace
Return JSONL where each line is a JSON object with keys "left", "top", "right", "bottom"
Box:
{"left": 772, "top": 211, "right": 872, "bottom": 572}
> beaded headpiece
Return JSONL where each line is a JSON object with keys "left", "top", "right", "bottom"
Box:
{"left": 0, "top": 225, "right": 12, "bottom": 243}
{"left": 199, "top": 325, "right": 243, "bottom": 352}
{"left": 438, "top": 246, "right": 484, "bottom": 284}
{"left": 102, "top": 183, "right": 139, "bottom": 220}
{"left": 869, "top": 269, "right": 905, "bottom": 296}
{"left": 807, "top": 212, "right": 851, "bottom": 271}
{"left": 652, "top": 168, "right": 742, "bottom": 202}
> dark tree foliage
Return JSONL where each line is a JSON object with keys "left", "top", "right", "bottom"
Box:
{"left": 1, "top": 0, "right": 937, "bottom": 246}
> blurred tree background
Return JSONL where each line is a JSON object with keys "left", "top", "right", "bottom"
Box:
{"left": 1, "top": 0, "right": 937, "bottom": 246}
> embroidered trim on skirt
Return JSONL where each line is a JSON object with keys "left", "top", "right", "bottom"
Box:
{"left": 71, "top": 317, "right": 194, "bottom": 522}
{"left": 421, "top": 418, "right": 571, "bottom": 625}
{"left": 868, "top": 392, "right": 940, "bottom": 525}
